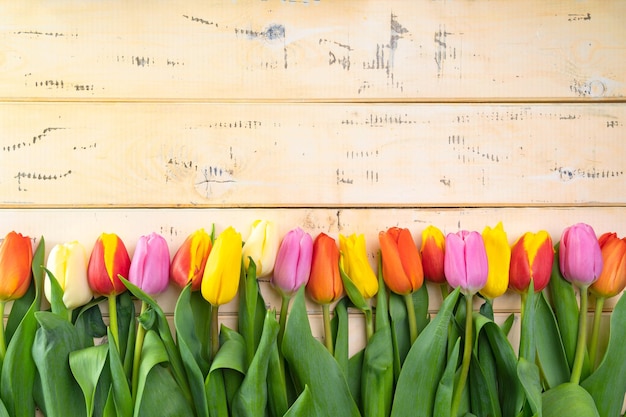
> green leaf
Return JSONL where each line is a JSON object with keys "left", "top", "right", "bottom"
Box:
{"left": 535, "top": 293, "right": 570, "bottom": 389}
{"left": 267, "top": 343, "right": 289, "bottom": 417}
{"left": 433, "top": 337, "right": 461, "bottom": 417}
{"left": 115, "top": 291, "right": 136, "bottom": 368}
{"left": 282, "top": 287, "right": 361, "bottom": 416}
{"left": 75, "top": 302, "right": 107, "bottom": 345}
{"left": 469, "top": 353, "right": 502, "bottom": 417}
{"left": 231, "top": 310, "right": 280, "bottom": 417}
{"left": 339, "top": 264, "right": 371, "bottom": 313}
{"left": 0, "top": 399, "right": 9, "bottom": 417}
{"left": 333, "top": 298, "right": 350, "bottom": 376}
{"left": 391, "top": 287, "right": 460, "bottom": 417}
{"left": 108, "top": 328, "right": 133, "bottom": 417}
{"left": 542, "top": 383, "right": 599, "bottom": 417}
{"left": 519, "top": 284, "right": 537, "bottom": 363}
{"left": 137, "top": 365, "right": 195, "bottom": 417}
{"left": 475, "top": 332, "right": 501, "bottom": 416}
{"left": 239, "top": 258, "right": 265, "bottom": 367}
{"left": 31, "top": 311, "right": 86, "bottom": 417}
{"left": 134, "top": 330, "right": 170, "bottom": 417}
{"left": 206, "top": 368, "right": 229, "bottom": 417}
{"left": 283, "top": 385, "right": 318, "bottom": 417}
{"left": 389, "top": 292, "right": 409, "bottom": 378}
{"left": 517, "top": 358, "right": 542, "bottom": 417}
{"left": 348, "top": 349, "right": 364, "bottom": 411}
{"left": 70, "top": 344, "right": 109, "bottom": 417}
{"left": 500, "top": 313, "right": 515, "bottom": 337}
{"left": 581, "top": 291, "right": 626, "bottom": 417}
{"left": 43, "top": 267, "right": 69, "bottom": 319}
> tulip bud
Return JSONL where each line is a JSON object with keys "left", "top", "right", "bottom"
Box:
{"left": 201, "top": 227, "right": 242, "bottom": 306}
{"left": 242, "top": 220, "right": 279, "bottom": 278}
{"left": 0, "top": 231, "right": 33, "bottom": 302}
{"left": 45, "top": 241, "right": 92, "bottom": 310}
{"left": 306, "top": 233, "right": 343, "bottom": 304}
{"left": 339, "top": 233, "right": 378, "bottom": 299}
{"left": 129, "top": 232, "right": 170, "bottom": 296}
{"left": 420, "top": 226, "right": 446, "bottom": 284}
{"left": 272, "top": 228, "right": 313, "bottom": 297}
{"left": 379, "top": 227, "right": 424, "bottom": 295}
{"left": 559, "top": 223, "right": 603, "bottom": 288}
{"left": 170, "top": 228, "right": 212, "bottom": 291}
{"left": 509, "top": 231, "right": 553, "bottom": 293}
{"left": 590, "top": 233, "right": 626, "bottom": 298}
{"left": 479, "top": 222, "right": 511, "bottom": 299}
{"left": 444, "top": 230, "right": 488, "bottom": 295}
{"left": 87, "top": 233, "right": 131, "bottom": 296}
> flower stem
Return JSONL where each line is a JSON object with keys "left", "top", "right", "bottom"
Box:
{"left": 451, "top": 293, "right": 474, "bottom": 417}
{"left": 365, "top": 309, "right": 374, "bottom": 341}
{"left": 278, "top": 295, "right": 290, "bottom": 349}
{"left": 108, "top": 294, "right": 119, "bottom": 351}
{"left": 210, "top": 304, "right": 220, "bottom": 361}
{"left": 322, "top": 303, "right": 334, "bottom": 355}
{"left": 571, "top": 286, "right": 589, "bottom": 384}
{"left": 404, "top": 293, "right": 418, "bottom": 344}
{"left": 0, "top": 301, "right": 6, "bottom": 364}
{"left": 588, "top": 296, "right": 605, "bottom": 371}
{"left": 131, "top": 301, "right": 148, "bottom": 401}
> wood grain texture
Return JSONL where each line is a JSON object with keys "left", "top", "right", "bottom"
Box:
{"left": 0, "top": 0, "right": 624, "bottom": 100}
{"left": 1, "top": 102, "right": 624, "bottom": 207}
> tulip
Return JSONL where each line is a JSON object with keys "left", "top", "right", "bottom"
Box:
{"left": 339, "top": 233, "right": 378, "bottom": 299}
{"left": 588, "top": 232, "right": 626, "bottom": 370}
{"left": 508, "top": 231, "right": 554, "bottom": 293}
{"left": 87, "top": 233, "right": 131, "bottom": 297}
{"left": 201, "top": 226, "right": 242, "bottom": 359}
{"left": 129, "top": 232, "right": 170, "bottom": 296}
{"left": 242, "top": 220, "right": 279, "bottom": 278}
{"left": 444, "top": 230, "right": 488, "bottom": 295}
{"left": 420, "top": 226, "right": 446, "bottom": 284}
{"left": 272, "top": 227, "right": 313, "bottom": 297}
{"left": 170, "top": 228, "right": 212, "bottom": 291}
{"left": 306, "top": 233, "right": 342, "bottom": 353}
{"left": 559, "top": 223, "right": 603, "bottom": 288}
{"left": 0, "top": 231, "right": 33, "bottom": 302}
{"left": 306, "top": 233, "right": 343, "bottom": 305}
{"left": 45, "top": 241, "right": 92, "bottom": 311}
{"left": 379, "top": 227, "right": 424, "bottom": 296}
{"left": 445, "top": 229, "right": 488, "bottom": 417}
{"left": 379, "top": 227, "right": 424, "bottom": 343}
{"left": 480, "top": 222, "right": 511, "bottom": 300}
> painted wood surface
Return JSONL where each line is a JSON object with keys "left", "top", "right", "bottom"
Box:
{"left": 1, "top": 102, "right": 624, "bottom": 207}
{"left": 1, "top": 0, "right": 624, "bottom": 100}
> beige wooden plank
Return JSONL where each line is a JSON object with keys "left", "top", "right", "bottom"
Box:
{"left": 1, "top": 1, "right": 624, "bottom": 100}
{"left": 1, "top": 102, "right": 624, "bottom": 207}
{"left": 2, "top": 206, "right": 625, "bottom": 315}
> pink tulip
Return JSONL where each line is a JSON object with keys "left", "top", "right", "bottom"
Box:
{"left": 444, "top": 231, "right": 488, "bottom": 294}
{"left": 129, "top": 232, "right": 170, "bottom": 296}
{"left": 272, "top": 228, "right": 313, "bottom": 297}
{"left": 559, "top": 223, "right": 603, "bottom": 288}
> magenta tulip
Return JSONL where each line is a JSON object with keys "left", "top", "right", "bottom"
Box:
{"left": 129, "top": 232, "right": 170, "bottom": 296}
{"left": 444, "top": 231, "right": 488, "bottom": 295}
{"left": 559, "top": 223, "right": 603, "bottom": 288}
{"left": 272, "top": 227, "right": 313, "bottom": 297}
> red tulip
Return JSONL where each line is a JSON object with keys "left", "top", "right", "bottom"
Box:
{"left": 170, "top": 228, "right": 212, "bottom": 291}
{"left": 420, "top": 226, "right": 446, "bottom": 284}
{"left": 87, "top": 233, "right": 131, "bottom": 296}
{"left": 509, "top": 231, "right": 553, "bottom": 293}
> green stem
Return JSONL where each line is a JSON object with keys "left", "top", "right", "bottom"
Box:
{"left": 571, "top": 286, "right": 589, "bottom": 384}
{"left": 520, "top": 290, "right": 527, "bottom": 322}
{"left": 404, "top": 293, "right": 418, "bottom": 344}
{"left": 108, "top": 294, "right": 119, "bottom": 351}
{"left": 0, "top": 301, "right": 6, "bottom": 365}
{"left": 322, "top": 303, "right": 334, "bottom": 355}
{"left": 131, "top": 301, "right": 148, "bottom": 401}
{"left": 365, "top": 309, "right": 374, "bottom": 341}
{"left": 278, "top": 295, "right": 290, "bottom": 349}
{"left": 588, "top": 296, "right": 605, "bottom": 371}
{"left": 210, "top": 304, "right": 220, "bottom": 361}
{"left": 451, "top": 292, "right": 474, "bottom": 417}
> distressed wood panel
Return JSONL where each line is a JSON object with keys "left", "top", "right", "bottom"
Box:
{"left": 0, "top": 1, "right": 624, "bottom": 100}
{"left": 1, "top": 102, "right": 624, "bottom": 207}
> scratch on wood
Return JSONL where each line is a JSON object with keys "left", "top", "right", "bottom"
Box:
{"left": 2, "top": 127, "right": 66, "bottom": 152}
{"left": 14, "top": 170, "right": 72, "bottom": 192}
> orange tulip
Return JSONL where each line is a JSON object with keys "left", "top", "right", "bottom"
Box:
{"left": 0, "top": 231, "right": 33, "bottom": 302}
{"left": 509, "top": 231, "right": 553, "bottom": 293}
{"left": 87, "top": 233, "right": 131, "bottom": 296}
{"left": 170, "top": 228, "right": 212, "bottom": 291}
{"left": 420, "top": 225, "right": 446, "bottom": 284}
{"left": 306, "top": 233, "right": 343, "bottom": 304}
{"left": 379, "top": 227, "right": 424, "bottom": 295}
{"left": 590, "top": 232, "right": 626, "bottom": 298}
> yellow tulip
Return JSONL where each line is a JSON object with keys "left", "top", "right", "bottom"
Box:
{"left": 480, "top": 222, "right": 511, "bottom": 299}
{"left": 201, "top": 227, "right": 242, "bottom": 306}
{"left": 339, "top": 233, "right": 378, "bottom": 299}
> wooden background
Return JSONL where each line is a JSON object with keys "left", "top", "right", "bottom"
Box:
{"left": 1, "top": 1, "right": 625, "bottom": 362}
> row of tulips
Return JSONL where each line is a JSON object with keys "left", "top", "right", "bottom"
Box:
{"left": 0, "top": 220, "right": 625, "bottom": 417}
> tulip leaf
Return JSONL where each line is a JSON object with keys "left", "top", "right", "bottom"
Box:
{"left": 542, "top": 383, "right": 599, "bottom": 417}
{"left": 476, "top": 332, "right": 502, "bottom": 416}
{"left": 519, "top": 283, "right": 537, "bottom": 363}
{"left": 389, "top": 292, "right": 410, "bottom": 377}
{"left": 137, "top": 365, "right": 195, "bottom": 417}
{"left": 239, "top": 258, "right": 266, "bottom": 367}
{"left": 267, "top": 343, "right": 289, "bottom": 417}
{"left": 500, "top": 313, "right": 515, "bottom": 337}
{"left": 339, "top": 264, "right": 371, "bottom": 313}
{"left": 231, "top": 310, "right": 280, "bottom": 417}
{"left": 535, "top": 293, "right": 570, "bottom": 389}
{"left": 43, "top": 267, "right": 70, "bottom": 319}
{"left": 108, "top": 328, "right": 133, "bottom": 417}
{"left": 581, "top": 291, "right": 626, "bottom": 417}
{"left": 31, "top": 311, "right": 87, "bottom": 417}
{"left": 0, "top": 399, "right": 9, "bottom": 417}
{"left": 469, "top": 353, "right": 502, "bottom": 417}
{"left": 205, "top": 369, "right": 229, "bottom": 417}
{"left": 134, "top": 330, "right": 171, "bottom": 417}
{"left": 332, "top": 298, "right": 350, "bottom": 377}
{"left": 517, "top": 357, "right": 542, "bottom": 417}
{"left": 211, "top": 327, "right": 247, "bottom": 375}
{"left": 391, "top": 287, "right": 460, "bottom": 417}
{"left": 283, "top": 385, "right": 318, "bottom": 417}
{"left": 70, "top": 344, "right": 109, "bottom": 417}
{"left": 433, "top": 337, "right": 461, "bottom": 417}
{"left": 282, "top": 287, "right": 361, "bottom": 416}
